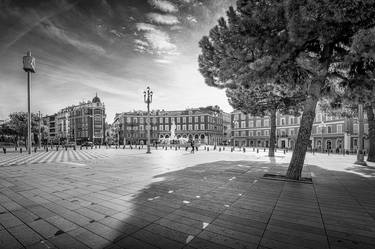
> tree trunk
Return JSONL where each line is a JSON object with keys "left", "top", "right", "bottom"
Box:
{"left": 366, "top": 105, "right": 375, "bottom": 162}
{"left": 268, "top": 108, "right": 277, "bottom": 157}
{"left": 286, "top": 81, "right": 321, "bottom": 180}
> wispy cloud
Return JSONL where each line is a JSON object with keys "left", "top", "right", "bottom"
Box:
{"left": 135, "top": 22, "right": 178, "bottom": 55}
{"left": 148, "top": 0, "right": 178, "bottom": 13}
{"left": 146, "top": 13, "right": 179, "bottom": 25}
{"left": 42, "top": 21, "right": 106, "bottom": 55}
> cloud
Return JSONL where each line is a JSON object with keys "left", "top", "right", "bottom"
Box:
{"left": 186, "top": 15, "right": 198, "bottom": 23}
{"left": 42, "top": 21, "right": 106, "bottom": 55}
{"left": 148, "top": 0, "right": 178, "bottom": 13}
{"left": 135, "top": 22, "right": 178, "bottom": 55}
{"left": 146, "top": 13, "right": 179, "bottom": 25}
{"left": 154, "top": 59, "right": 172, "bottom": 64}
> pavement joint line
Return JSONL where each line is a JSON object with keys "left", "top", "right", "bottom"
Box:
{"left": 255, "top": 174, "right": 286, "bottom": 249}
{"left": 309, "top": 164, "right": 332, "bottom": 249}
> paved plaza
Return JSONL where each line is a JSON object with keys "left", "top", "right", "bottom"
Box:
{"left": 0, "top": 148, "right": 375, "bottom": 249}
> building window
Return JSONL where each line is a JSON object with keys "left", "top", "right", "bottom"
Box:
{"left": 241, "top": 121, "right": 246, "bottom": 128}
{"left": 265, "top": 130, "right": 269, "bottom": 136}
{"left": 327, "top": 125, "right": 332, "bottom": 133}
{"left": 159, "top": 117, "right": 163, "bottom": 123}
{"left": 195, "top": 116, "right": 199, "bottom": 122}
{"left": 281, "top": 118, "right": 285, "bottom": 126}
{"left": 316, "top": 113, "right": 322, "bottom": 122}
{"left": 183, "top": 117, "right": 186, "bottom": 123}
{"left": 159, "top": 125, "right": 163, "bottom": 131}
{"left": 165, "top": 125, "right": 169, "bottom": 131}
{"left": 177, "top": 117, "right": 180, "bottom": 123}
{"left": 140, "top": 125, "right": 144, "bottom": 131}
{"left": 140, "top": 118, "right": 144, "bottom": 123}
{"left": 364, "top": 124, "right": 369, "bottom": 134}
{"left": 127, "top": 117, "right": 131, "bottom": 122}
{"left": 241, "top": 113, "right": 246, "bottom": 119}
{"left": 264, "top": 119, "right": 269, "bottom": 127}
{"left": 256, "top": 120, "right": 261, "bottom": 127}
{"left": 188, "top": 125, "right": 192, "bottom": 130}
{"left": 249, "top": 131, "right": 253, "bottom": 136}
{"left": 289, "top": 129, "right": 294, "bottom": 136}
{"left": 289, "top": 117, "right": 294, "bottom": 125}
{"left": 257, "top": 131, "right": 261, "bottom": 136}
{"left": 249, "top": 121, "right": 254, "bottom": 128}
{"left": 182, "top": 125, "right": 186, "bottom": 130}
{"left": 200, "top": 124, "right": 205, "bottom": 130}
{"left": 195, "top": 124, "right": 199, "bottom": 130}
{"left": 353, "top": 124, "right": 359, "bottom": 134}
{"left": 189, "top": 117, "right": 192, "bottom": 122}
{"left": 200, "top": 116, "right": 204, "bottom": 122}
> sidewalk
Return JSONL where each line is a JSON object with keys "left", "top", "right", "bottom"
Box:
{"left": 0, "top": 150, "right": 374, "bottom": 249}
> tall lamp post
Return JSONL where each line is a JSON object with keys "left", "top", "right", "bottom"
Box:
{"left": 355, "top": 104, "right": 367, "bottom": 165}
{"left": 144, "top": 86, "right": 153, "bottom": 154}
{"left": 318, "top": 120, "right": 326, "bottom": 153}
{"left": 23, "top": 51, "right": 36, "bottom": 154}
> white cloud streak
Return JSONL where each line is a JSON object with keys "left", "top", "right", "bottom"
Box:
{"left": 148, "top": 0, "right": 178, "bottom": 13}
{"left": 146, "top": 13, "right": 179, "bottom": 25}
{"left": 43, "top": 21, "right": 106, "bottom": 55}
{"left": 135, "top": 22, "right": 178, "bottom": 55}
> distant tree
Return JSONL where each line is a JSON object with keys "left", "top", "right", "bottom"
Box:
{"left": 8, "top": 112, "right": 40, "bottom": 148}
{"left": 199, "top": 0, "right": 375, "bottom": 179}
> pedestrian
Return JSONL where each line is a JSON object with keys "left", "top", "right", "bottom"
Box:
{"left": 3, "top": 147, "right": 6, "bottom": 154}
{"left": 191, "top": 141, "right": 195, "bottom": 153}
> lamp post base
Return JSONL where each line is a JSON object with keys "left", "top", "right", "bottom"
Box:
{"left": 146, "top": 151, "right": 151, "bottom": 154}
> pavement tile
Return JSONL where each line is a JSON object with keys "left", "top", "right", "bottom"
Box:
{"left": 46, "top": 215, "right": 79, "bottom": 232}
{"left": 8, "top": 223, "right": 43, "bottom": 247}
{"left": 28, "top": 219, "right": 61, "bottom": 238}
{"left": 13, "top": 208, "right": 40, "bottom": 224}
{"left": 0, "top": 229, "right": 23, "bottom": 249}
{"left": 188, "top": 237, "right": 232, "bottom": 249}
{"left": 198, "top": 230, "right": 258, "bottom": 249}
{"left": 26, "top": 240, "right": 57, "bottom": 249}
{"left": 205, "top": 223, "right": 262, "bottom": 244}
{"left": 75, "top": 207, "right": 106, "bottom": 221}
{"left": 155, "top": 217, "right": 202, "bottom": 235}
{"left": 144, "top": 223, "right": 191, "bottom": 244}
{"left": 68, "top": 227, "right": 111, "bottom": 249}
{"left": 98, "top": 216, "right": 141, "bottom": 234}
{"left": 132, "top": 228, "right": 185, "bottom": 249}
{"left": 115, "top": 236, "right": 159, "bottom": 249}
{"left": 0, "top": 212, "right": 24, "bottom": 228}
{"left": 83, "top": 221, "right": 123, "bottom": 242}
{"left": 49, "top": 233, "right": 90, "bottom": 249}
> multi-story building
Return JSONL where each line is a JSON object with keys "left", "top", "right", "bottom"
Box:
{"left": 45, "top": 94, "right": 106, "bottom": 145}
{"left": 43, "top": 114, "right": 57, "bottom": 143}
{"left": 231, "top": 105, "right": 370, "bottom": 153}
{"left": 115, "top": 106, "right": 226, "bottom": 145}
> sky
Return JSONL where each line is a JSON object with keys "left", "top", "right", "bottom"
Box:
{"left": 0, "top": 0, "right": 235, "bottom": 122}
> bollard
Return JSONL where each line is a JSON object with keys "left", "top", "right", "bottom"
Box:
{"left": 3, "top": 147, "right": 6, "bottom": 154}
{"left": 223, "top": 147, "right": 225, "bottom": 151}
{"left": 283, "top": 149, "right": 286, "bottom": 154}
{"left": 253, "top": 147, "right": 255, "bottom": 152}
{"left": 175, "top": 147, "right": 177, "bottom": 151}
{"left": 56, "top": 146, "right": 58, "bottom": 151}
{"left": 34, "top": 147, "right": 37, "bottom": 153}
{"left": 65, "top": 146, "right": 67, "bottom": 151}
{"left": 264, "top": 148, "right": 266, "bottom": 152}
{"left": 20, "top": 148, "right": 23, "bottom": 153}
{"left": 46, "top": 147, "right": 48, "bottom": 152}
{"left": 207, "top": 147, "right": 209, "bottom": 151}
{"left": 257, "top": 148, "right": 259, "bottom": 153}
{"left": 243, "top": 147, "right": 246, "bottom": 153}
{"left": 219, "top": 148, "right": 221, "bottom": 152}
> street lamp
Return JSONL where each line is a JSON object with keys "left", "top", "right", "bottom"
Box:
{"left": 144, "top": 86, "right": 153, "bottom": 154}
{"left": 232, "top": 120, "right": 238, "bottom": 149}
{"left": 318, "top": 120, "right": 326, "bottom": 153}
{"left": 23, "top": 51, "right": 36, "bottom": 154}
{"left": 355, "top": 104, "right": 367, "bottom": 166}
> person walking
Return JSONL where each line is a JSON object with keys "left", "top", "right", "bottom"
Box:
{"left": 191, "top": 140, "right": 195, "bottom": 154}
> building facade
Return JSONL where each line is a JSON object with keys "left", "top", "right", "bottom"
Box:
{"left": 231, "top": 106, "right": 370, "bottom": 153}
{"left": 114, "top": 106, "right": 225, "bottom": 145}
{"left": 45, "top": 95, "right": 106, "bottom": 145}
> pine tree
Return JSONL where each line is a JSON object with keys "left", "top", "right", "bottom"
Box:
{"left": 199, "top": 0, "right": 375, "bottom": 179}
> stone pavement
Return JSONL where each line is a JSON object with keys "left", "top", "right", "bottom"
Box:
{"left": 0, "top": 149, "right": 375, "bottom": 249}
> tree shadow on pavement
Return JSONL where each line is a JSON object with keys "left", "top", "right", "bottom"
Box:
{"left": 92, "top": 160, "right": 375, "bottom": 249}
